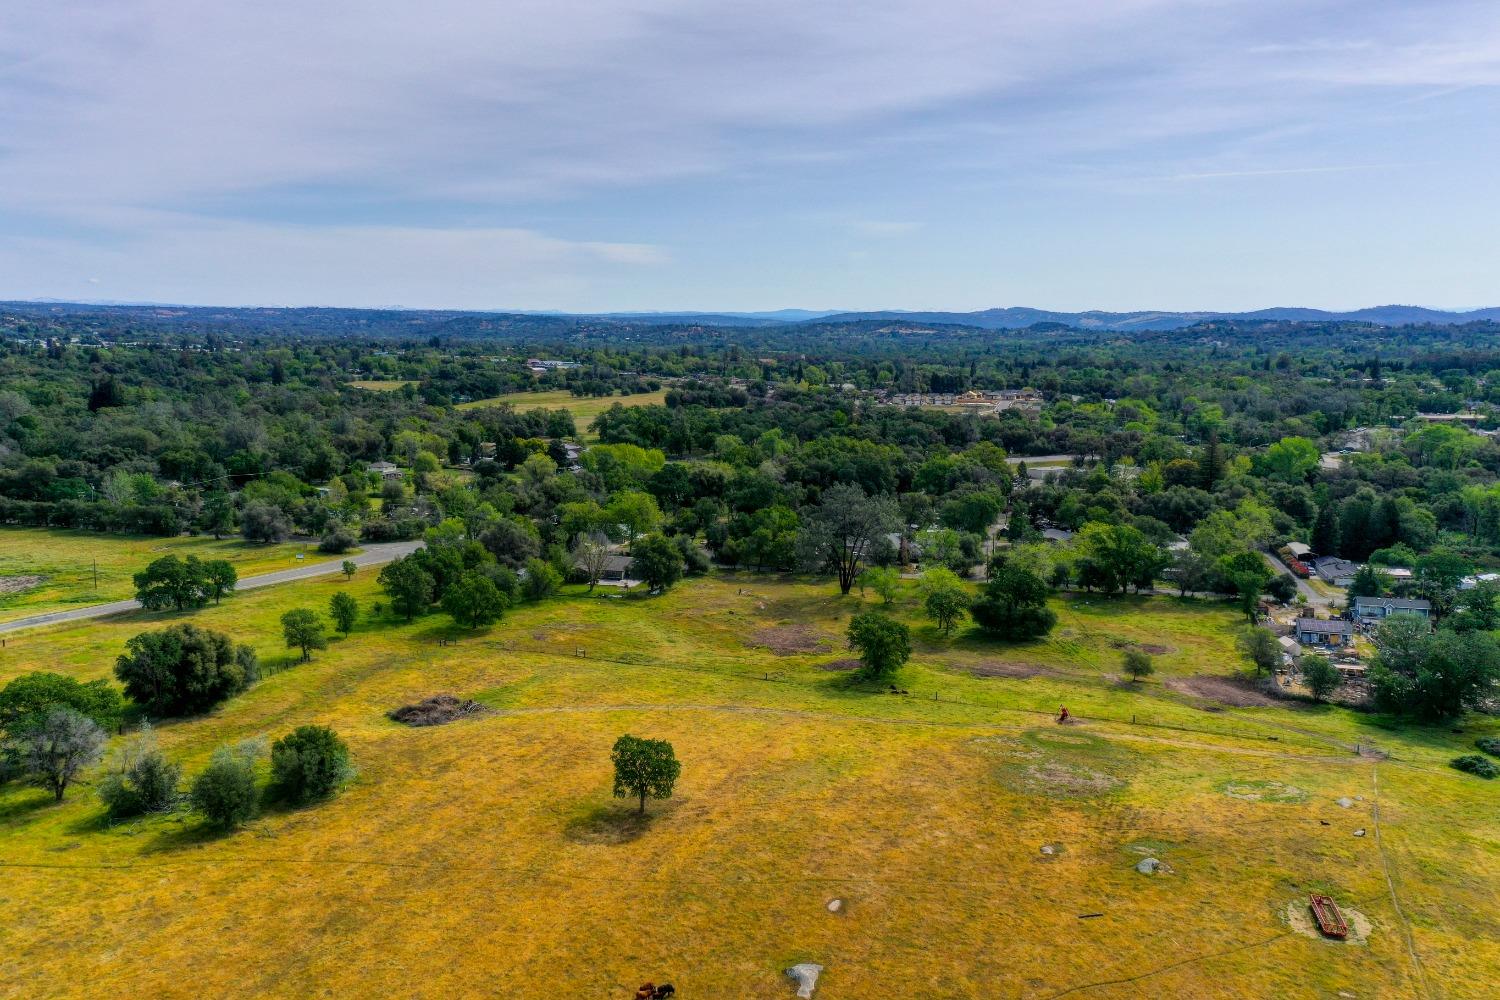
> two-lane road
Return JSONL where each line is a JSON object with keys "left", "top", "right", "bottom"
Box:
{"left": 0, "top": 540, "right": 423, "bottom": 636}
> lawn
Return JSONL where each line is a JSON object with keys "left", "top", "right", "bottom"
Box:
{"left": 0, "top": 528, "right": 352, "bottom": 623}
{"left": 457, "top": 388, "right": 670, "bottom": 438}
{"left": 0, "top": 572, "right": 1496, "bottom": 998}
{"left": 346, "top": 379, "right": 416, "bottom": 391}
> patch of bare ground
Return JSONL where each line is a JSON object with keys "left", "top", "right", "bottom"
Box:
{"left": 388, "top": 695, "right": 491, "bottom": 727}
{"left": 0, "top": 574, "right": 45, "bottom": 594}
{"left": 1285, "top": 899, "right": 1373, "bottom": 944}
{"left": 1110, "top": 638, "right": 1175, "bottom": 656}
{"left": 1022, "top": 761, "right": 1123, "bottom": 795}
{"left": 1166, "top": 675, "right": 1281, "bottom": 708}
{"left": 818, "top": 658, "right": 861, "bottom": 672}
{"left": 751, "top": 625, "right": 834, "bottom": 655}
{"left": 967, "top": 661, "right": 1046, "bottom": 679}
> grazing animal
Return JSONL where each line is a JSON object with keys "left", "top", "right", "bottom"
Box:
{"left": 636, "top": 984, "right": 655, "bottom": 1000}
{"left": 655, "top": 986, "right": 676, "bottom": 999}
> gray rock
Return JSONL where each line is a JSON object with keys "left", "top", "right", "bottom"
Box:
{"left": 786, "top": 963, "right": 823, "bottom": 998}
{"left": 1040, "top": 845, "right": 1055, "bottom": 856}
{"left": 826, "top": 898, "right": 843, "bottom": 913}
{"left": 1135, "top": 857, "right": 1162, "bottom": 874}
{"left": 1353, "top": 828, "right": 1366, "bottom": 837}
{"left": 1335, "top": 797, "right": 1353, "bottom": 808}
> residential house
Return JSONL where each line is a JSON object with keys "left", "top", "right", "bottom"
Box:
{"left": 1312, "top": 557, "right": 1360, "bottom": 587}
{"left": 599, "top": 555, "right": 635, "bottom": 583}
{"left": 368, "top": 461, "right": 404, "bottom": 482}
{"left": 1294, "top": 617, "right": 1355, "bottom": 648}
{"left": 1352, "top": 596, "right": 1431, "bottom": 621}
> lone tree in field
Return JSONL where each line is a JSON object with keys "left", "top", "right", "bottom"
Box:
{"left": 1237, "top": 626, "right": 1281, "bottom": 677}
{"left": 799, "top": 483, "right": 899, "bottom": 595}
{"left": 1122, "top": 648, "right": 1155, "bottom": 682}
{"left": 203, "top": 560, "right": 237, "bottom": 604}
{"left": 611, "top": 734, "right": 681, "bottom": 815}
{"left": 191, "top": 742, "right": 262, "bottom": 829}
{"left": 341, "top": 560, "right": 357, "bottom": 581}
{"left": 270, "top": 725, "right": 352, "bottom": 804}
{"left": 18, "top": 707, "right": 105, "bottom": 802}
{"left": 115, "top": 623, "right": 257, "bottom": 716}
{"left": 1300, "top": 654, "right": 1342, "bottom": 702}
{"left": 441, "top": 571, "right": 507, "bottom": 629}
{"left": 921, "top": 568, "right": 970, "bottom": 637}
{"left": 329, "top": 592, "right": 359, "bottom": 635}
{"left": 378, "top": 556, "right": 435, "bottom": 621}
{"left": 280, "top": 609, "right": 328, "bottom": 662}
{"left": 846, "top": 611, "right": 912, "bottom": 682}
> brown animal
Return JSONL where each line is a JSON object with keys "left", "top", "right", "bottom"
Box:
{"left": 636, "top": 984, "right": 655, "bottom": 1000}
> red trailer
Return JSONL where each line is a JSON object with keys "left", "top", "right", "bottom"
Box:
{"left": 1309, "top": 894, "right": 1348, "bottom": 939}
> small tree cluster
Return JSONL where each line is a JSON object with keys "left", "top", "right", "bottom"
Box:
{"left": 114, "top": 623, "right": 258, "bottom": 716}
{"left": 98, "top": 724, "right": 181, "bottom": 817}
{"left": 270, "top": 725, "right": 353, "bottom": 804}
{"left": 133, "top": 555, "right": 237, "bottom": 611}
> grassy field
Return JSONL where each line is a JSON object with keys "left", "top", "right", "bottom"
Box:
{"left": 1, "top": 571, "right": 1496, "bottom": 998}
{"left": 0, "top": 529, "right": 351, "bottom": 623}
{"left": 346, "top": 379, "right": 415, "bottom": 391}
{"left": 458, "top": 388, "right": 670, "bottom": 437}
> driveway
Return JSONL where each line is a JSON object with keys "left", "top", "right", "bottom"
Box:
{"left": 1262, "top": 550, "right": 1328, "bottom": 607}
{"left": 0, "top": 540, "right": 423, "bottom": 636}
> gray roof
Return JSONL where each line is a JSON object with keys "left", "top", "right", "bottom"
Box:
{"left": 1296, "top": 617, "right": 1354, "bottom": 635}
{"left": 602, "top": 555, "right": 634, "bottom": 573}
{"left": 1313, "top": 557, "right": 1359, "bottom": 572}
{"left": 1353, "top": 596, "right": 1431, "bottom": 611}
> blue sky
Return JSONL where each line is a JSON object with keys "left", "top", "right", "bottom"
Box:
{"left": 2, "top": 0, "right": 1498, "bottom": 312}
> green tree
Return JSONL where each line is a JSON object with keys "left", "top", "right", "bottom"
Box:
{"left": 921, "top": 569, "right": 970, "bottom": 637}
{"left": 1300, "top": 654, "right": 1341, "bottom": 702}
{"left": 856, "top": 565, "right": 902, "bottom": 604}
{"left": 611, "top": 734, "right": 681, "bottom": 815}
{"left": 203, "top": 560, "right": 237, "bottom": 604}
{"left": 846, "top": 612, "right": 912, "bottom": 681}
{"left": 605, "top": 490, "right": 662, "bottom": 550}
{"left": 1347, "top": 564, "right": 1389, "bottom": 599}
{"left": 521, "top": 557, "right": 563, "bottom": 601}
{"left": 133, "top": 555, "right": 210, "bottom": 611}
{"left": 970, "top": 566, "right": 1057, "bottom": 640}
{"left": 1219, "top": 551, "right": 1273, "bottom": 623}
{"left": 270, "top": 725, "right": 352, "bottom": 804}
{"left": 1262, "top": 436, "right": 1319, "bottom": 482}
{"left": 280, "top": 609, "right": 328, "bottom": 662}
{"left": 341, "top": 560, "right": 358, "bottom": 580}
{"left": 1452, "top": 579, "right": 1500, "bottom": 633}
{"left": 98, "top": 723, "right": 180, "bottom": 817}
{"left": 442, "top": 571, "right": 508, "bottom": 628}
{"left": 630, "top": 534, "right": 685, "bottom": 594}
{"left": 378, "top": 556, "right": 436, "bottom": 621}
{"left": 114, "top": 624, "right": 257, "bottom": 716}
{"left": 241, "top": 501, "right": 291, "bottom": 544}
{"left": 1237, "top": 626, "right": 1281, "bottom": 677}
{"left": 1077, "top": 522, "right": 1167, "bottom": 594}
{"left": 329, "top": 591, "right": 359, "bottom": 635}
{"left": 191, "top": 742, "right": 261, "bottom": 828}
{"left": 16, "top": 707, "right": 106, "bottom": 802}
{"left": 1415, "top": 549, "right": 1472, "bottom": 620}
{"left": 1370, "top": 620, "right": 1500, "bottom": 721}
{"left": 0, "top": 672, "right": 124, "bottom": 736}
{"left": 1122, "top": 648, "right": 1155, "bottom": 682}
{"left": 798, "top": 483, "right": 900, "bottom": 595}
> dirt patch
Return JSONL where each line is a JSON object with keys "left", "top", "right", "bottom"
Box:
{"left": 1166, "top": 675, "right": 1281, "bottom": 708}
{"left": 1285, "top": 899, "right": 1373, "bottom": 944}
{"left": 751, "top": 625, "right": 834, "bottom": 656}
{"left": 1221, "top": 779, "right": 1307, "bottom": 803}
{"left": 388, "top": 694, "right": 491, "bottom": 727}
{"left": 0, "top": 574, "right": 45, "bottom": 595}
{"left": 1021, "top": 761, "right": 1124, "bottom": 795}
{"left": 1138, "top": 644, "right": 1173, "bottom": 655}
{"left": 967, "top": 661, "right": 1045, "bottom": 679}
{"left": 818, "top": 658, "right": 862, "bottom": 672}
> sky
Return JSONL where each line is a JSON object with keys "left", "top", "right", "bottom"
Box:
{"left": 2, "top": 0, "right": 1498, "bottom": 313}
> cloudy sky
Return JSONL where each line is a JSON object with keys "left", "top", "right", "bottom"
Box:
{"left": 2, "top": 0, "right": 1498, "bottom": 311}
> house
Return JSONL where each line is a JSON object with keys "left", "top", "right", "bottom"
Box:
{"left": 1284, "top": 542, "right": 1312, "bottom": 560}
{"left": 1041, "top": 528, "right": 1075, "bottom": 544}
{"left": 1278, "top": 635, "right": 1303, "bottom": 662}
{"left": 1295, "top": 617, "right": 1354, "bottom": 647}
{"left": 368, "top": 461, "right": 404, "bottom": 482}
{"left": 1352, "top": 596, "right": 1431, "bottom": 621}
{"left": 599, "top": 555, "right": 636, "bottom": 583}
{"left": 477, "top": 442, "right": 497, "bottom": 460}
{"left": 1312, "top": 557, "right": 1360, "bottom": 587}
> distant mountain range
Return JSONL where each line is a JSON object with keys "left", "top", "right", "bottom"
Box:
{"left": 589, "top": 305, "right": 1500, "bottom": 330}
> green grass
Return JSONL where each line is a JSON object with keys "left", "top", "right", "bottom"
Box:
{"left": 0, "top": 528, "right": 354, "bottom": 622}
{"left": 346, "top": 379, "right": 415, "bottom": 391}
{"left": 0, "top": 572, "right": 1495, "bottom": 997}
{"left": 457, "top": 388, "right": 669, "bottom": 438}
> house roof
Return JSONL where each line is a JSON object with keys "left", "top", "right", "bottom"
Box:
{"left": 1296, "top": 617, "right": 1354, "bottom": 635}
{"left": 1313, "top": 557, "right": 1359, "bottom": 572}
{"left": 602, "top": 555, "right": 634, "bottom": 572}
{"left": 1353, "top": 596, "right": 1431, "bottom": 611}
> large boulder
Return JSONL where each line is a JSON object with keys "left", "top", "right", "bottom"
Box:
{"left": 786, "top": 963, "right": 823, "bottom": 998}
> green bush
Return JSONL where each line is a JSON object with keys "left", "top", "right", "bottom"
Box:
{"left": 98, "top": 726, "right": 181, "bottom": 818}
{"left": 1476, "top": 737, "right": 1500, "bottom": 758}
{"left": 191, "top": 744, "right": 261, "bottom": 828}
{"left": 270, "top": 725, "right": 352, "bottom": 804}
{"left": 1450, "top": 754, "right": 1498, "bottom": 779}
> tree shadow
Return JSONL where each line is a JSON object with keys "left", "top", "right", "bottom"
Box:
{"left": 0, "top": 788, "right": 58, "bottom": 824}
{"left": 562, "top": 800, "right": 678, "bottom": 845}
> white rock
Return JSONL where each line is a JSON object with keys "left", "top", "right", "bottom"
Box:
{"left": 1135, "top": 857, "right": 1162, "bottom": 874}
{"left": 787, "top": 963, "right": 823, "bottom": 999}
{"left": 1353, "top": 828, "right": 1366, "bottom": 837}
{"left": 826, "top": 898, "right": 843, "bottom": 913}
{"left": 1335, "top": 797, "right": 1353, "bottom": 808}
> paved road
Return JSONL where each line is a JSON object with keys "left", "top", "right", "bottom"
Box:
{"left": 0, "top": 540, "right": 423, "bottom": 636}
{"left": 1262, "top": 550, "right": 1328, "bottom": 607}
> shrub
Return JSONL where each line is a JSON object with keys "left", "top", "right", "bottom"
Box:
{"left": 1122, "top": 649, "right": 1154, "bottom": 682}
{"left": 98, "top": 725, "right": 180, "bottom": 818}
{"left": 520, "top": 557, "right": 563, "bottom": 602}
{"left": 114, "top": 624, "right": 256, "bottom": 716}
{"left": 1450, "top": 755, "right": 1498, "bottom": 779}
{"left": 846, "top": 612, "right": 911, "bottom": 681}
{"left": 192, "top": 743, "right": 261, "bottom": 828}
{"left": 1476, "top": 737, "right": 1500, "bottom": 758}
{"left": 329, "top": 591, "right": 359, "bottom": 634}
{"left": 280, "top": 608, "right": 328, "bottom": 661}
{"left": 15, "top": 707, "right": 106, "bottom": 802}
{"left": 1301, "top": 654, "right": 1342, "bottom": 702}
{"left": 269, "top": 726, "right": 352, "bottom": 804}
{"left": 318, "top": 524, "right": 357, "bottom": 554}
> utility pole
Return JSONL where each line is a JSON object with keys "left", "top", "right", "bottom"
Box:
{"left": 93, "top": 558, "right": 99, "bottom": 592}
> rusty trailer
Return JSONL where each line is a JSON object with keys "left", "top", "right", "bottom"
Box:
{"left": 1309, "top": 894, "right": 1348, "bottom": 939}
